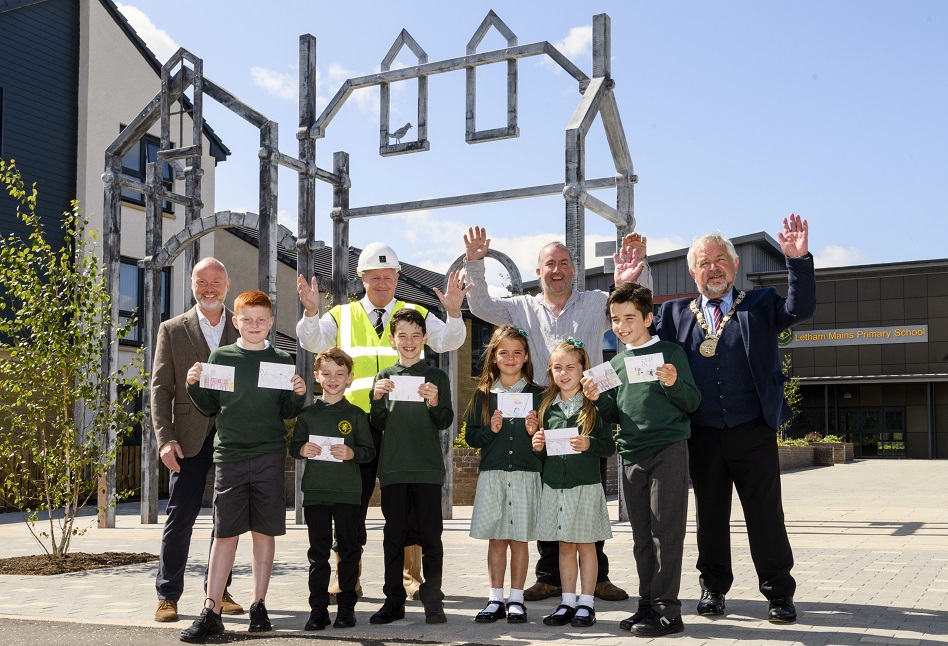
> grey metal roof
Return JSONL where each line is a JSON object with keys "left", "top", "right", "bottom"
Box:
{"left": 225, "top": 226, "right": 452, "bottom": 312}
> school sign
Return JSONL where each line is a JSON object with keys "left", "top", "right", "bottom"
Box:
{"left": 778, "top": 325, "right": 929, "bottom": 348}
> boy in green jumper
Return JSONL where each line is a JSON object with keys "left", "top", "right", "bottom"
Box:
{"left": 368, "top": 308, "right": 454, "bottom": 625}
{"left": 581, "top": 282, "right": 701, "bottom": 638}
{"left": 181, "top": 291, "right": 307, "bottom": 643}
{"left": 291, "top": 348, "right": 375, "bottom": 631}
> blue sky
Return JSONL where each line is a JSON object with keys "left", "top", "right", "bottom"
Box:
{"left": 118, "top": 1, "right": 948, "bottom": 289}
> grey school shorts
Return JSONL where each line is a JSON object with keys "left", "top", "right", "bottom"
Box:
{"left": 213, "top": 451, "right": 286, "bottom": 538}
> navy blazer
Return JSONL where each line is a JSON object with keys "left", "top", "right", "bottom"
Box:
{"left": 653, "top": 255, "right": 816, "bottom": 431}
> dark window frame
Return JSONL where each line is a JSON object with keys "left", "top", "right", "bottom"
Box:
{"left": 119, "top": 256, "right": 171, "bottom": 346}
{"left": 119, "top": 129, "right": 175, "bottom": 214}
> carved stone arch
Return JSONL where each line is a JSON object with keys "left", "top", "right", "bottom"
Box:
{"left": 445, "top": 249, "right": 523, "bottom": 296}
{"left": 380, "top": 29, "right": 429, "bottom": 156}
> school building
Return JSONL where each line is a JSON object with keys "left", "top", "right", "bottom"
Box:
{"left": 570, "top": 232, "right": 948, "bottom": 459}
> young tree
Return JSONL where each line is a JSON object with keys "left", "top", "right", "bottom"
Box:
{"left": 0, "top": 159, "right": 144, "bottom": 558}
{"left": 779, "top": 353, "right": 803, "bottom": 442}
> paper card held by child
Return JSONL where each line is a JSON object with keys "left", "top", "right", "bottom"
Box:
{"left": 389, "top": 375, "right": 425, "bottom": 402}
{"left": 200, "top": 363, "right": 235, "bottom": 392}
{"left": 583, "top": 362, "right": 622, "bottom": 393}
{"left": 544, "top": 427, "right": 580, "bottom": 456}
{"left": 497, "top": 392, "right": 533, "bottom": 418}
{"left": 308, "top": 435, "right": 343, "bottom": 462}
{"left": 258, "top": 361, "right": 296, "bottom": 390}
{"left": 624, "top": 353, "right": 664, "bottom": 383}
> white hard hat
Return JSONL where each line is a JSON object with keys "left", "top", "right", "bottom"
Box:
{"left": 357, "top": 242, "right": 401, "bottom": 275}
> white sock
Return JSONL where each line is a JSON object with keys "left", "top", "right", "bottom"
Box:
{"left": 556, "top": 592, "right": 577, "bottom": 613}
{"left": 489, "top": 587, "right": 505, "bottom": 603}
{"left": 575, "top": 594, "right": 595, "bottom": 617}
{"left": 508, "top": 589, "right": 525, "bottom": 605}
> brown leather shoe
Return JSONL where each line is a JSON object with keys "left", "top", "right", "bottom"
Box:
{"left": 154, "top": 599, "right": 178, "bottom": 622}
{"left": 523, "top": 581, "right": 561, "bottom": 601}
{"left": 220, "top": 590, "right": 244, "bottom": 615}
{"left": 594, "top": 579, "right": 630, "bottom": 601}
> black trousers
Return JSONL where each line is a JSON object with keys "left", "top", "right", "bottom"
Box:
{"left": 534, "top": 457, "right": 611, "bottom": 585}
{"left": 155, "top": 429, "right": 232, "bottom": 601}
{"left": 358, "top": 424, "right": 420, "bottom": 547}
{"left": 380, "top": 483, "right": 443, "bottom": 606}
{"left": 305, "top": 502, "right": 361, "bottom": 610}
{"left": 688, "top": 419, "right": 796, "bottom": 599}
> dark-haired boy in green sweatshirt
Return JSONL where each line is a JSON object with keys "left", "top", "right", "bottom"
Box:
{"left": 368, "top": 308, "right": 453, "bottom": 626}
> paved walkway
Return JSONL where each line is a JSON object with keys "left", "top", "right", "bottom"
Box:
{"left": 0, "top": 460, "right": 946, "bottom": 645}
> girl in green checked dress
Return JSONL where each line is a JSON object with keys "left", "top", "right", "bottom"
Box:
{"left": 465, "top": 325, "right": 544, "bottom": 625}
{"left": 531, "top": 339, "right": 616, "bottom": 629}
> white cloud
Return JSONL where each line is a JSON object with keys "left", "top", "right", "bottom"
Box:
{"left": 251, "top": 66, "right": 297, "bottom": 101}
{"left": 116, "top": 4, "right": 180, "bottom": 64}
{"left": 540, "top": 24, "right": 592, "bottom": 75}
{"left": 813, "top": 245, "right": 868, "bottom": 268}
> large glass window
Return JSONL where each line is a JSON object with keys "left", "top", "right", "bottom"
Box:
{"left": 470, "top": 319, "right": 493, "bottom": 377}
{"left": 119, "top": 257, "right": 171, "bottom": 345}
{"left": 120, "top": 131, "right": 175, "bottom": 213}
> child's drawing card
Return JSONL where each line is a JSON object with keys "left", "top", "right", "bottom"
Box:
{"left": 308, "top": 435, "right": 343, "bottom": 462}
{"left": 583, "top": 362, "right": 621, "bottom": 393}
{"left": 389, "top": 375, "right": 424, "bottom": 402}
{"left": 257, "top": 361, "right": 296, "bottom": 390}
{"left": 544, "top": 427, "right": 580, "bottom": 456}
{"left": 199, "top": 363, "right": 235, "bottom": 392}
{"left": 498, "top": 392, "right": 533, "bottom": 418}
{"left": 623, "top": 353, "right": 664, "bottom": 383}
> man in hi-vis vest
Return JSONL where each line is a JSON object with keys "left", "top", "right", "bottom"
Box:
{"left": 297, "top": 242, "right": 470, "bottom": 599}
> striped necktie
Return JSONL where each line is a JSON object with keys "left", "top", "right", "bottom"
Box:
{"left": 707, "top": 298, "right": 723, "bottom": 334}
{"left": 373, "top": 308, "right": 386, "bottom": 337}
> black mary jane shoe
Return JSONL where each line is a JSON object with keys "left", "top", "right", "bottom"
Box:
{"left": 570, "top": 604, "right": 596, "bottom": 627}
{"left": 474, "top": 601, "right": 506, "bottom": 623}
{"left": 506, "top": 601, "right": 528, "bottom": 624}
{"left": 542, "top": 604, "right": 575, "bottom": 626}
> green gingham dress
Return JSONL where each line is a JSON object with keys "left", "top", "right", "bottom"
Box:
{"left": 536, "top": 393, "right": 613, "bottom": 543}
{"left": 468, "top": 380, "right": 542, "bottom": 542}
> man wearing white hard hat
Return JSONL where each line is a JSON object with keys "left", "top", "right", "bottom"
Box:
{"left": 297, "top": 242, "right": 470, "bottom": 599}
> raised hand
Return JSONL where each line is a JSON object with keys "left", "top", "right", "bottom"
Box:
{"left": 614, "top": 233, "right": 646, "bottom": 286}
{"left": 433, "top": 270, "right": 471, "bottom": 318}
{"left": 777, "top": 214, "right": 809, "bottom": 259}
{"left": 464, "top": 226, "right": 490, "bottom": 261}
{"left": 297, "top": 274, "right": 321, "bottom": 317}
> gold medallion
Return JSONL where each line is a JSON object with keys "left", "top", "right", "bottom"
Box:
{"left": 699, "top": 338, "right": 718, "bottom": 357}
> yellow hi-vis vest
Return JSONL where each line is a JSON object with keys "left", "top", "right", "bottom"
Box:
{"left": 330, "top": 300, "right": 428, "bottom": 412}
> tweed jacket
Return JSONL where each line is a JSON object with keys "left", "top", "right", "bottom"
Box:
{"left": 151, "top": 305, "right": 239, "bottom": 457}
{"left": 653, "top": 255, "right": 816, "bottom": 431}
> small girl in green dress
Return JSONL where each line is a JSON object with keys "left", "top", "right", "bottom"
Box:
{"left": 532, "top": 339, "right": 615, "bottom": 629}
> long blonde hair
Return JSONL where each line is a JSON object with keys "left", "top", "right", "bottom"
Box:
{"left": 468, "top": 325, "right": 534, "bottom": 426}
{"left": 536, "top": 341, "right": 597, "bottom": 436}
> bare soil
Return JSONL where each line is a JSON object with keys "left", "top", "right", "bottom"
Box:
{"left": 0, "top": 552, "right": 157, "bottom": 575}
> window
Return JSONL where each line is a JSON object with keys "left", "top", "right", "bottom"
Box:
{"left": 120, "top": 131, "right": 175, "bottom": 213}
{"left": 119, "top": 257, "right": 171, "bottom": 345}
{"left": 470, "top": 319, "right": 493, "bottom": 377}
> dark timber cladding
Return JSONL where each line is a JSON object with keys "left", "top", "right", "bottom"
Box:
{"left": 0, "top": 0, "right": 79, "bottom": 253}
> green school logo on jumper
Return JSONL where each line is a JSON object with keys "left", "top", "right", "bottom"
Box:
{"left": 777, "top": 328, "right": 793, "bottom": 346}
{"left": 338, "top": 420, "right": 353, "bottom": 435}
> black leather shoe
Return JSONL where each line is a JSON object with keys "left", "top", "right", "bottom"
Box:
{"left": 618, "top": 605, "right": 651, "bottom": 631}
{"left": 369, "top": 602, "right": 405, "bottom": 625}
{"left": 334, "top": 605, "right": 356, "bottom": 628}
{"left": 474, "top": 601, "right": 505, "bottom": 623}
{"left": 542, "top": 604, "right": 575, "bottom": 626}
{"left": 304, "top": 608, "right": 330, "bottom": 631}
{"left": 570, "top": 604, "right": 596, "bottom": 627}
{"left": 248, "top": 599, "right": 272, "bottom": 632}
{"left": 425, "top": 602, "right": 447, "bottom": 624}
{"left": 631, "top": 611, "right": 684, "bottom": 637}
{"left": 506, "top": 601, "right": 527, "bottom": 624}
{"left": 697, "top": 590, "right": 726, "bottom": 616}
{"left": 768, "top": 596, "right": 797, "bottom": 623}
{"left": 179, "top": 607, "right": 224, "bottom": 643}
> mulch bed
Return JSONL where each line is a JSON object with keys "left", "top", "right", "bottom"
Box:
{"left": 0, "top": 552, "right": 157, "bottom": 575}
